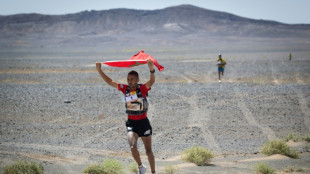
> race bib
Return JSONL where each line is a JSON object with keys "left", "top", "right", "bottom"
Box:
{"left": 125, "top": 93, "right": 138, "bottom": 102}
{"left": 127, "top": 98, "right": 144, "bottom": 111}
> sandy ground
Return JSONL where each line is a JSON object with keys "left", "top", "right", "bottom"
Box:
{"left": 1, "top": 50, "right": 310, "bottom": 173}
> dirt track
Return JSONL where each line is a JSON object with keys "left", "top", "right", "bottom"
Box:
{"left": 1, "top": 51, "right": 310, "bottom": 173}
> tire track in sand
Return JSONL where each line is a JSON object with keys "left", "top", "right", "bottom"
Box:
{"left": 233, "top": 87, "right": 277, "bottom": 140}
{"left": 146, "top": 98, "right": 159, "bottom": 143}
{"left": 293, "top": 77, "right": 310, "bottom": 132}
{"left": 178, "top": 94, "right": 222, "bottom": 154}
{"left": 284, "top": 63, "right": 310, "bottom": 132}
{"left": 281, "top": 60, "right": 310, "bottom": 132}
{"left": 180, "top": 74, "right": 195, "bottom": 83}
{"left": 147, "top": 98, "right": 156, "bottom": 122}
{"left": 269, "top": 59, "right": 280, "bottom": 84}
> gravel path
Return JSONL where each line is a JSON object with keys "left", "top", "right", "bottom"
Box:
{"left": 1, "top": 51, "right": 310, "bottom": 173}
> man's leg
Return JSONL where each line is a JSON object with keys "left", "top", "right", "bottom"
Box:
{"left": 127, "top": 132, "right": 142, "bottom": 165}
{"left": 221, "top": 71, "right": 224, "bottom": 79}
{"left": 141, "top": 136, "right": 155, "bottom": 173}
{"left": 218, "top": 71, "right": 221, "bottom": 80}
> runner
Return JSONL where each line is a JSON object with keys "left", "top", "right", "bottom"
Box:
{"left": 96, "top": 59, "right": 156, "bottom": 174}
{"left": 217, "top": 53, "right": 226, "bottom": 82}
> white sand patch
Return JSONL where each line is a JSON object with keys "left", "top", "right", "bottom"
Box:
{"left": 238, "top": 154, "right": 290, "bottom": 162}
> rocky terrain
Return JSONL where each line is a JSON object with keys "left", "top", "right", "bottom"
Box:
{"left": 1, "top": 4, "right": 310, "bottom": 174}
{"left": 0, "top": 49, "right": 310, "bottom": 173}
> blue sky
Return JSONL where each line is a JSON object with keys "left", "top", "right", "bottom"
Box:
{"left": 1, "top": 0, "right": 310, "bottom": 24}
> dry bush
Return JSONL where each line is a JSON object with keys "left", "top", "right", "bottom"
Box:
{"left": 284, "top": 133, "right": 299, "bottom": 142}
{"left": 261, "top": 139, "right": 299, "bottom": 158}
{"left": 302, "top": 134, "right": 310, "bottom": 142}
{"left": 282, "top": 166, "right": 304, "bottom": 173}
{"left": 2, "top": 161, "right": 44, "bottom": 174}
{"left": 254, "top": 163, "right": 275, "bottom": 174}
{"left": 182, "top": 145, "right": 214, "bottom": 166}
{"left": 128, "top": 162, "right": 138, "bottom": 174}
{"left": 164, "top": 165, "right": 179, "bottom": 174}
{"left": 83, "top": 158, "right": 124, "bottom": 174}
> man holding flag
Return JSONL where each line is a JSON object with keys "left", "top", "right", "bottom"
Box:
{"left": 96, "top": 51, "right": 162, "bottom": 174}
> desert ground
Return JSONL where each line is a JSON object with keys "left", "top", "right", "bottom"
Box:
{"left": 0, "top": 49, "right": 310, "bottom": 174}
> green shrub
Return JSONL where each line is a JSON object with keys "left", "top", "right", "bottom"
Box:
{"left": 289, "top": 52, "right": 292, "bottom": 61}
{"left": 284, "top": 133, "right": 299, "bottom": 142}
{"left": 84, "top": 164, "right": 105, "bottom": 174}
{"left": 254, "top": 163, "right": 275, "bottom": 174}
{"left": 2, "top": 161, "right": 44, "bottom": 174}
{"left": 302, "top": 135, "right": 310, "bottom": 142}
{"left": 182, "top": 145, "right": 214, "bottom": 166}
{"left": 83, "top": 158, "right": 124, "bottom": 174}
{"left": 283, "top": 166, "right": 304, "bottom": 173}
{"left": 296, "top": 168, "right": 304, "bottom": 172}
{"left": 261, "top": 139, "right": 299, "bottom": 158}
{"left": 164, "top": 165, "right": 179, "bottom": 174}
{"left": 128, "top": 162, "right": 138, "bottom": 174}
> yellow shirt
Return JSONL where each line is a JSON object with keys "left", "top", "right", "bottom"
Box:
{"left": 217, "top": 58, "right": 226, "bottom": 68}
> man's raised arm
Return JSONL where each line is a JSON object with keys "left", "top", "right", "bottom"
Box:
{"left": 145, "top": 59, "right": 155, "bottom": 89}
{"left": 96, "top": 62, "right": 118, "bottom": 89}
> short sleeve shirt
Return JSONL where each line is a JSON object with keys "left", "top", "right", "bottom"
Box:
{"left": 217, "top": 58, "right": 226, "bottom": 68}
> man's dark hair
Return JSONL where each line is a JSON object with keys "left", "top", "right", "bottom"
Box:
{"left": 128, "top": 70, "right": 139, "bottom": 78}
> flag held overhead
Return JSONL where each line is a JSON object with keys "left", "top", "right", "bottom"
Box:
{"left": 103, "top": 60, "right": 147, "bottom": 67}
{"left": 103, "top": 51, "right": 164, "bottom": 71}
{"left": 130, "top": 51, "right": 164, "bottom": 71}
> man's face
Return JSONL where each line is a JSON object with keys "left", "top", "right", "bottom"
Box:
{"left": 127, "top": 74, "right": 139, "bottom": 89}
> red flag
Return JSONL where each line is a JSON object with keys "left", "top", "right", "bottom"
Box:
{"left": 104, "top": 60, "right": 147, "bottom": 67}
{"left": 130, "top": 50, "right": 164, "bottom": 71}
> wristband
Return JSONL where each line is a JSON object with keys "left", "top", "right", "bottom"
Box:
{"left": 150, "top": 69, "right": 155, "bottom": 73}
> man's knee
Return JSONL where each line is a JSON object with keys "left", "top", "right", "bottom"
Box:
{"left": 127, "top": 132, "right": 139, "bottom": 149}
{"left": 128, "top": 139, "right": 138, "bottom": 149}
{"left": 128, "top": 141, "right": 138, "bottom": 149}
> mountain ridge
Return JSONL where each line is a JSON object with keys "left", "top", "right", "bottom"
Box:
{"left": 0, "top": 5, "right": 309, "bottom": 50}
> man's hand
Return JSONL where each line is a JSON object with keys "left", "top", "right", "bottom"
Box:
{"left": 147, "top": 59, "right": 154, "bottom": 71}
{"left": 146, "top": 59, "right": 155, "bottom": 89}
{"left": 96, "top": 62, "right": 102, "bottom": 72}
{"left": 95, "top": 61, "right": 118, "bottom": 89}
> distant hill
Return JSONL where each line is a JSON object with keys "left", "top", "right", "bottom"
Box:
{"left": 1, "top": 5, "right": 309, "bottom": 51}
